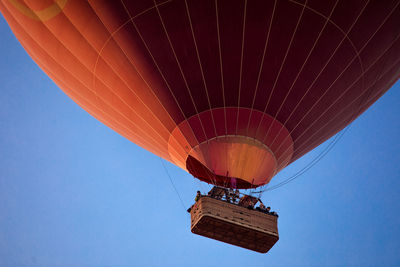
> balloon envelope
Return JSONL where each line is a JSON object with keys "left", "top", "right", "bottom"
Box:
{"left": 1, "top": 0, "right": 399, "bottom": 188}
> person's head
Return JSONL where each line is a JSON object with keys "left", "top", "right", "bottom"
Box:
{"left": 197, "top": 190, "right": 200, "bottom": 194}
{"left": 266, "top": 206, "right": 271, "bottom": 211}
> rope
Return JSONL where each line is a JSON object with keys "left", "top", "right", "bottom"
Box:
{"left": 159, "top": 157, "right": 187, "bottom": 210}
{"left": 260, "top": 127, "right": 346, "bottom": 193}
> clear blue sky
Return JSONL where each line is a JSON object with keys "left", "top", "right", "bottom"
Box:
{"left": 1, "top": 14, "right": 399, "bottom": 267}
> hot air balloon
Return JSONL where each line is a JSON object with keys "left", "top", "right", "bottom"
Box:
{"left": 1, "top": 0, "right": 399, "bottom": 253}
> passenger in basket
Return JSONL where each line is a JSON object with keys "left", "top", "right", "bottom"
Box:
{"left": 195, "top": 190, "right": 201, "bottom": 202}
{"left": 258, "top": 202, "right": 267, "bottom": 212}
{"left": 225, "top": 188, "right": 233, "bottom": 203}
{"left": 271, "top": 211, "right": 279, "bottom": 217}
{"left": 233, "top": 189, "right": 240, "bottom": 203}
{"left": 187, "top": 191, "right": 202, "bottom": 213}
{"left": 266, "top": 206, "right": 271, "bottom": 214}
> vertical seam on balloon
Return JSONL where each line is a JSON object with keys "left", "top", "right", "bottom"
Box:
{"left": 289, "top": 79, "right": 396, "bottom": 167}
{"left": 116, "top": 0, "right": 193, "bottom": 164}
{"left": 89, "top": 1, "right": 189, "bottom": 164}
{"left": 118, "top": 0, "right": 189, "bottom": 122}
{"left": 274, "top": 27, "right": 400, "bottom": 165}
{"left": 183, "top": 0, "right": 218, "bottom": 139}
{"left": 288, "top": 0, "right": 367, "bottom": 100}
{"left": 283, "top": 76, "right": 396, "bottom": 167}
{"left": 152, "top": 0, "right": 209, "bottom": 144}
{"left": 266, "top": 0, "right": 361, "bottom": 150}
{"left": 125, "top": 0, "right": 216, "bottom": 176}
{"left": 268, "top": 0, "right": 371, "bottom": 156}
{"left": 262, "top": 0, "right": 340, "bottom": 146}
{"left": 253, "top": 0, "right": 308, "bottom": 140}
{"left": 119, "top": 0, "right": 205, "bottom": 169}
{"left": 270, "top": 0, "right": 372, "bottom": 153}
{"left": 277, "top": 0, "right": 367, "bottom": 136}
{"left": 214, "top": 0, "right": 228, "bottom": 182}
{"left": 119, "top": 0, "right": 203, "bottom": 152}
{"left": 34, "top": 51, "right": 156, "bottom": 154}
{"left": 236, "top": 0, "right": 247, "bottom": 181}
{"left": 185, "top": 0, "right": 218, "bottom": 184}
{"left": 15, "top": 0, "right": 102, "bottom": 119}
{"left": 245, "top": 0, "right": 277, "bottom": 137}
{"left": 159, "top": 0, "right": 217, "bottom": 183}
{"left": 13, "top": 3, "right": 186, "bottom": 163}
{"left": 53, "top": 1, "right": 188, "bottom": 163}
{"left": 214, "top": 0, "right": 227, "bottom": 136}
{"left": 235, "top": 0, "right": 247, "bottom": 135}
{"left": 37, "top": 61, "right": 132, "bottom": 145}
{"left": 276, "top": 34, "right": 400, "bottom": 164}
{"left": 357, "top": 58, "right": 398, "bottom": 110}
{"left": 248, "top": 0, "right": 307, "bottom": 176}
{"left": 7, "top": 16, "right": 169, "bottom": 159}
{"left": 272, "top": 0, "right": 398, "bottom": 156}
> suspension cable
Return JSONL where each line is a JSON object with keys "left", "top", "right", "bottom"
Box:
{"left": 159, "top": 157, "right": 187, "bottom": 210}
{"left": 256, "top": 127, "right": 347, "bottom": 193}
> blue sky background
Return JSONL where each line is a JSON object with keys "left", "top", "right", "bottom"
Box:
{"left": 1, "top": 14, "right": 399, "bottom": 267}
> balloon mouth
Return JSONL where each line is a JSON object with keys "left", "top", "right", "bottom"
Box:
{"left": 186, "top": 155, "right": 255, "bottom": 189}
{"left": 167, "top": 107, "right": 294, "bottom": 189}
{"left": 186, "top": 135, "right": 278, "bottom": 188}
